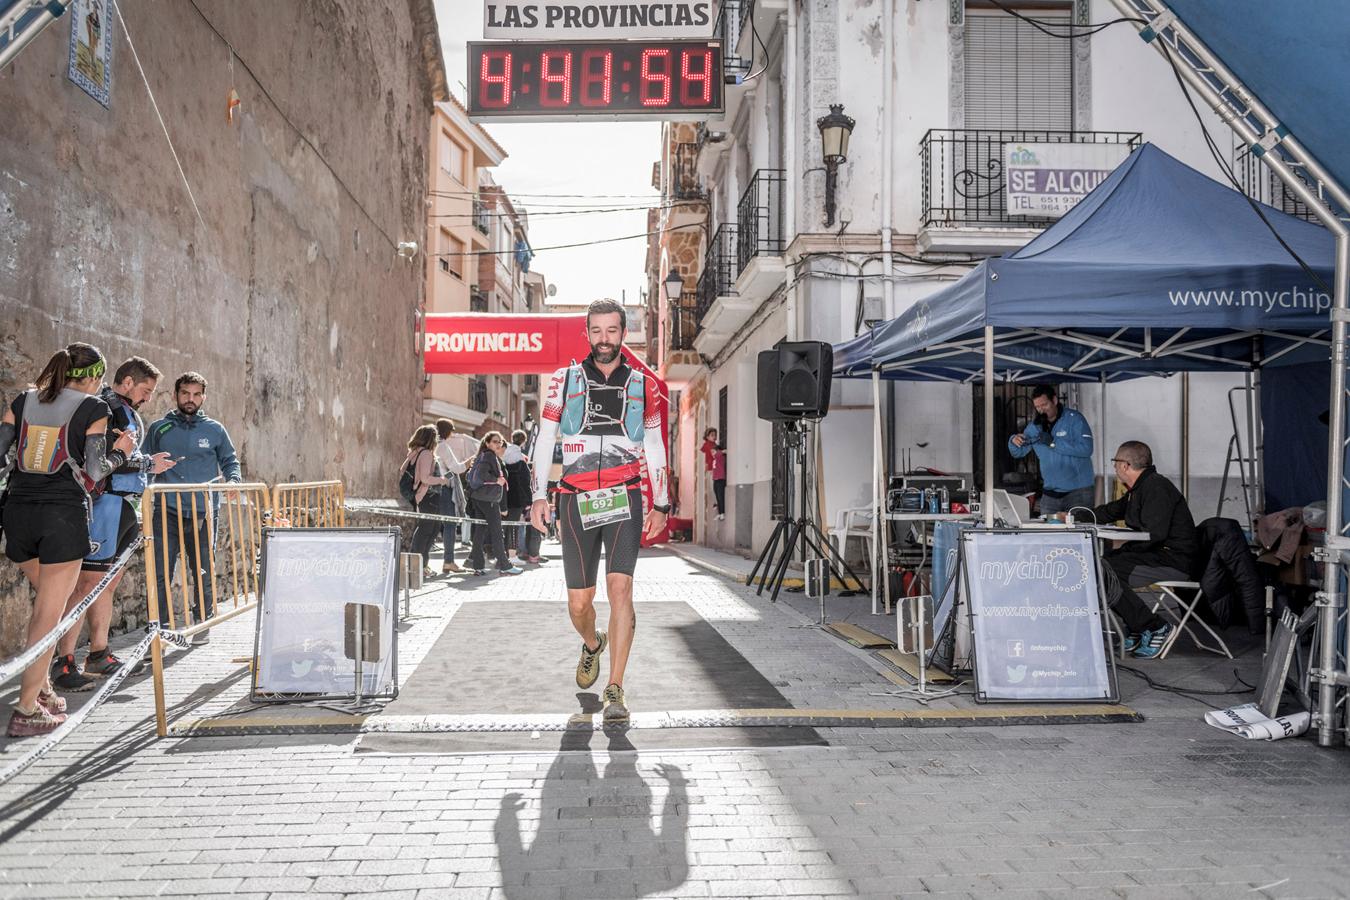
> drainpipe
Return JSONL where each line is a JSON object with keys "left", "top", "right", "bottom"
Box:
{"left": 881, "top": 0, "right": 896, "bottom": 475}
{"left": 784, "top": 0, "right": 799, "bottom": 341}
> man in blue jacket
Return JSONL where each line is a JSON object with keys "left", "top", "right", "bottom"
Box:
{"left": 144, "top": 372, "right": 242, "bottom": 635}
{"left": 1008, "top": 385, "right": 1095, "bottom": 517}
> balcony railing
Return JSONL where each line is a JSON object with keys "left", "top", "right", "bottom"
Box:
{"left": 696, "top": 223, "right": 738, "bottom": 322}
{"left": 672, "top": 142, "right": 703, "bottom": 200}
{"left": 736, "top": 169, "right": 786, "bottom": 275}
{"left": 920, "top": 129, "right": 1143, "bottom": 228}
{"left": 469, "top": 288, "right": 488, "bottom": 312}
{"left": 712, "top": 0, "right": 751, "bottom": 81}
{"left": 468, "top": 377, "right": 488, "bottom": 413}
{"left": 1233, "top": 143, "right": 1318, "bottom": 223}
{"left": 472, "top": 198, "right": 491, "bottom": 234}
{"left": 669, "top": 290, "right": 700, "bottom": 351}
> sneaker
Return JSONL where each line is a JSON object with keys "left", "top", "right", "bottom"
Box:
{"left": 717, "top": 513, "right": 725, "bottom": 521}
{"left": 498, "top": 566, "right": 524, "bottom": 576}
{"left": 602, "top": 683, "right": 629, "bottom": 722}
{"left": 529, "top": 556, "right": 546, "bottom": 564}
{"left": 8, "top": 703, "right": 66, "bottom": 737}
{"left": 83, "top": 647, "right": 124, "bottom": 677}
{"left": 191, "top": 628, "right": 212, "bottom": 646}
{"left": 51, "top": 654, "right": 95, "bottom": 692}
{"left": 469, "top": 568, "right": 487, "bottom": 576}
{"left": 37, "top": 684, "right": 67, "bottom": 714}
{"left": 511, "top": 557, "right": 532, "bottom": 568}
{"left": 1133, "top": 622, "right": 1173, "bottom": 659}
{"left": 1122, "top": 633, "right": 1141, "bottom": 653}
{"left": 576, "top": 630, "right": 608, "bottom": 689}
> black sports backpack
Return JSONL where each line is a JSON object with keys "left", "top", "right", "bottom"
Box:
{"left": 398, "top": 451, "right": 423, "bottom": 507}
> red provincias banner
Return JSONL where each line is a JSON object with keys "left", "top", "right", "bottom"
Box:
{"left": 423, "top": 312, "right": 595, "bottom": 375}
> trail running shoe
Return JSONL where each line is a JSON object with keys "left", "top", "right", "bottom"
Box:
{"left": 602, "top": 683, "right": 629, "bottom": 722}
{"left": 8, "top": 703, "right": 66, "bottom": 737}
{"left": 576, "top": 630, "right": 608, "bottom": 689}
{"left": 1133, "top": 622, "right": 1174, "bottom": 659}
{"left": 38, "top": 684, "right": 67, "bottom": 714}
{"left": 51, "top": 654, "right": 95, "bottom": 692}
{"left": 83, "top": 647, "right": 124, "bottom": 677}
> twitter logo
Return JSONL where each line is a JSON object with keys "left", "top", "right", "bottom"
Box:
{"left": 1006, "top": 664, "right": 1028, "bottom": 684}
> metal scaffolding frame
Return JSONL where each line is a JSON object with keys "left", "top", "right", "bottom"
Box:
{"left": 1109, "top": 0, "right": 1350, "bottom": 747}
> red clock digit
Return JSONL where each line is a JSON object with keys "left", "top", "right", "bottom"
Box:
{"left": 680, "top": 49, "right": 713, "bottom": 106}
{"left": 639, "top": 48, "right": 672, "bottom": 107}
{"left": 539, "top": 50, "right": 573, "bottom": 107}
{"left": 479, "top": 49, "right": 512, "bottom": 108}
{"left": 579, "top": 48, "right": 613, "bottom": 107}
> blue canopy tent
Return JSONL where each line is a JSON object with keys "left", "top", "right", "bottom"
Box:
{"left": 834, "top": 143, "right": 1335, "bottom": 612}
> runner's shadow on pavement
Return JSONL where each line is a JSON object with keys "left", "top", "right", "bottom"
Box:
{"left": 494, "top": 726, "right": 688, "bottom": 899}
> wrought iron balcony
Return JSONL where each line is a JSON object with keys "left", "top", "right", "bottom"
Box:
{"left": 669, "top": 290, "right": 700, "bottom": 351}
{"left": 920, "top": 129, "right": 1143, "bottom": 229}
{"left": 736, "top": 169, "right": 786, "bottom": 275}
{"left": 711, "top": 0, "right": 752, "bottom": 82}
{"left": 472, "top": 198, "right": 491, "bottom": 234}
{"left": 469, "top": 287, "right": 488, "bottom": 312}
{"left": 672, "top": 142, "right": 703, "bottom": 201}
{"left": 1233, "top": 143, "right": 1318, "bottom": 223}
{"left": 696, "top": 223, "right": 738, "bottom": 322}
{"left": 468, "top": 376, "right": 488, "bottom": 413}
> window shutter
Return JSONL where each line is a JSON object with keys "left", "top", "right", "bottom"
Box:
{"left": 964, "top": 12, "right": 1073, "bottom": 130}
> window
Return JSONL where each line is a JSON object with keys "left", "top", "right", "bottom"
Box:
{"left": 440, "top": 130, "right": 467, "bottom": 182}
{"left": 438, "top": 228, "right": 465, "bottom": 280}
{"left": 964, "top": 9, "right": 1073, "bottom": 130}
{"left": 718, "top": 386, "right": 729, "bottom": 452}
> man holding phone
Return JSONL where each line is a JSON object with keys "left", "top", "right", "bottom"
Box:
{"left": 143, "top": 372, "right": 242, "bottom": 636}
{"left": 1008, "top": 385, "right": 1095, "bottom": 517}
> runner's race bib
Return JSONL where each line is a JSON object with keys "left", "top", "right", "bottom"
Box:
{"left": 576, "top": 487, "right": 631, "bottom": 531}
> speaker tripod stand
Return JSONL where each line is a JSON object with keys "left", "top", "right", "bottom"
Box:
{"left": 747, "top": 420, "right": 867, "bottom": 604}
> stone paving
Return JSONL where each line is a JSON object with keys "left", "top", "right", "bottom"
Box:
{"left": 1, "top": 541, "right": 1348, "bottom": 899}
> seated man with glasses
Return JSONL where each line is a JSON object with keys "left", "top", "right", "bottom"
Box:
{"left": 1087, "top": 441, "right": 1196, "bottom": 659}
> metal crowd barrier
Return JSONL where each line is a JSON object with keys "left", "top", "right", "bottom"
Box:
{"left": 272, "top": 479, "right": 346, "bottom": 528}
{"left": 142, "top": 481, "right": 271, "bottom": 736}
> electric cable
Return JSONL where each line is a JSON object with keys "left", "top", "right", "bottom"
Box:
{"left": 433, "top": 222, "right": 704, "bottom": 258}
{"left": 983, "top": 0, "right": 1145, "bottom": 37}
{"left": 1117, "top": 663, "right": 1254, "bottom": 710}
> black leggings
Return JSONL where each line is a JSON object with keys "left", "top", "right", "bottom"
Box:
{"left": 713, "top": 479, "right": 726, "bottom": 515}
{"left": 468, "top": 497, "right": 510, "bottom": 571}
{"left": 557, "top": 487, "right": 643, "bottom": 590}
{"left": 412, "top": 495, "right": 440, "bottom": 568}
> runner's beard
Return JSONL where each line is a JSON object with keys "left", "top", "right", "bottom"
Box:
{"left": 591, "top": 342, "right": 620, "bottom": 364}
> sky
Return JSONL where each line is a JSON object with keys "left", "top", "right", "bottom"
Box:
{"left": 434, "top": 0, "right": 662, "bottom": 307}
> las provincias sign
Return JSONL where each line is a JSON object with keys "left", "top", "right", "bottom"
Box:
{"left": 483, "top": 1, "right": 714, "bottom": 40}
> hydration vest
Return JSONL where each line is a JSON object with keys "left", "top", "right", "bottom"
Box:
{"left": 559, "top": 362, "right": 646, "bottom": 442}
{"left": 16, "top": 388, "right": 96, "bottom": 494}
{"left": 107, "top": 395, "right": 147, "bottom": 495}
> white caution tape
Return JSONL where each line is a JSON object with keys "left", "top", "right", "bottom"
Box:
{"left": 0, "top": 537, "right": 144, "bottom": 686}
{"left": 344, "top": 503, "right": 485, "bottom": 526}
{"left": 0, "top": 630, "right": 156, "bottom": 787}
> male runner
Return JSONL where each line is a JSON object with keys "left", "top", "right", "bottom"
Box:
{"left": 530, "top": 299, "right": 669, "bottom": 721}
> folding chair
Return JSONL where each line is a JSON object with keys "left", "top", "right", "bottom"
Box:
{"left": 830, "top": 506, "right": 875, "bottom": 575}
{"left": 1145, "top": 581, "right": 1233, "bottom": 659}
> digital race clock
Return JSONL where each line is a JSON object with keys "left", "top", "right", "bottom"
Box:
{"left": 467, "top": 40, "right": 724, "bottom": 120}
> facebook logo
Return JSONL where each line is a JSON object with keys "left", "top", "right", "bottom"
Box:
{"left": 1007, "top": 639, "right": 1025, "bottom": 658}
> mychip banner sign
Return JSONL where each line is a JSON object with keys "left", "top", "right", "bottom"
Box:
{"left": 483, "top": 1, "right": 714, "bottom": 39}
{"left": 252, "top": 529, "right": 400, "bottom": 701}
{"left": 961, "top": 529, "right": 1116, "bottom": 702}
{"left": 1004, "top": 142, "right": 1132, "bottom": 218}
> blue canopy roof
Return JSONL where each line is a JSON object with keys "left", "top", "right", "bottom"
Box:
{"left": 834, "top": 144, "right": 1334, "bottom": 382}
{"left": 1167, "top": 0, "right": 1350, "bottom": 200}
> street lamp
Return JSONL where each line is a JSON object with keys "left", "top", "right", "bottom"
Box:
{"left": 816, "top": 104, "right": 856, "bottom": 228}
{"left": 663, "top": 269, "right": 685, "bottom": 301}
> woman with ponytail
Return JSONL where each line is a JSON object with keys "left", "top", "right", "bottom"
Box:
{"left": 0, "top": 342, "right": 135, "bottom": 737}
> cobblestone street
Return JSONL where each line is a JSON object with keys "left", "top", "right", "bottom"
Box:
{"left": 2, "top": 546, "right": 1348, "bottom": 899}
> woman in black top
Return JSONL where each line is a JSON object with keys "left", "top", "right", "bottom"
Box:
{"left": 1, "top": 343, "right": 135, "bottom": 737}
{"left": 465, "top": 431, "right": 521, "bottom": 576}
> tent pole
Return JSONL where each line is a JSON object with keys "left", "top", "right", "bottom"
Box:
{"left": 1180, "top": 373, "right": 1190, "bottom": 498}
{"left": 1319, "top": 232, "right": 1350, "bottom": 748}
{"left": 1250, "top": 340, "right": 1264, "bottom": 520}
{"left": 984, "top": 327, "right": 995, "bottom": 528}
{"left": 872, "top": 370, "right": 888, "bottom": 616}
{"left": 1099, "top": 373, "right": 1108, "bottom": 504}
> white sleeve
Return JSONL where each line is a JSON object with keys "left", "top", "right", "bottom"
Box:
{"left": 643, "top": 421, "right": 669, "bottom": 508}
{"left": 530, "top": 416, "right": 558, "bottom": 502}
